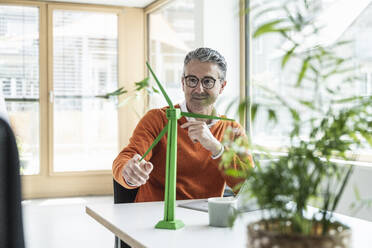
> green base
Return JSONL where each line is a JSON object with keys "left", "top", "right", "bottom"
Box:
{"left": 155, "top": 219, "right": 185, "bottom": 230}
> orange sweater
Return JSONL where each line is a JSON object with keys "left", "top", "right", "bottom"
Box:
{"left": 112, "top": 105, "right": 245, "bottom": 202}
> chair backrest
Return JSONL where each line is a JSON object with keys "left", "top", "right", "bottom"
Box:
{"left": 0, "top": 118, "right": 25, "bottom": 248}
{"left": 113, "top": 179, "right": 138, "bottom": 204}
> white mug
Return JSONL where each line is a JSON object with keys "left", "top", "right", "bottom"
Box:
{"left": 208, "top": 196, "right": 237, "bottom": 227}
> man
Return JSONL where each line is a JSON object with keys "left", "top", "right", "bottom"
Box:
{"left": 113, "top": 47, "right": 246, "bottom": 202}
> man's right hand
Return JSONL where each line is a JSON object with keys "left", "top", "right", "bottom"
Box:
{"left": 122, "top": 154, "right": 153, "bottom": 187}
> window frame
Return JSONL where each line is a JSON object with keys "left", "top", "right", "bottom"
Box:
{"left": 1, "top": 0, "right": 146, "bottom": 198}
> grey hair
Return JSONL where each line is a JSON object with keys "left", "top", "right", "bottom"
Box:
{"left": 184, "top": 47, "right": 227, "bottom": 80}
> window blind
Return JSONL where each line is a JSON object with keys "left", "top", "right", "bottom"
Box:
{"left": 0, "top": 5, "right": 39, "bottom": 100}
{"left": 53, "top": 10, "right": 118, "bottom": 98}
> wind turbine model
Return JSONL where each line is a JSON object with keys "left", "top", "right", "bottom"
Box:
{"left": 141, "top": 62, "right": 234, "bottom": 230}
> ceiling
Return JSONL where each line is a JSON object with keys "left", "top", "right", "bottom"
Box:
{"left": 38, "top": 0, "right": 158, "bottom": 8}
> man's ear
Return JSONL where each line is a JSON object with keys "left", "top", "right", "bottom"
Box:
{"left": 219, "top": 80, "right": 227, "bottom": 94}
{"left": 181, "top": 77, "right": 185, "bottom": 92}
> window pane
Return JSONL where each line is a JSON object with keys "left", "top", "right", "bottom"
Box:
{"left": 0, "top": 5, "right": 40, "bottom": 175}
{"left": 148, "top": 0, "right": 241, "bottom": 118}
{"left": 251, "top": 1, "right": 372, "bottom": 161}
{"left": 53, "top": 10, "right": 118, "bottom": 172}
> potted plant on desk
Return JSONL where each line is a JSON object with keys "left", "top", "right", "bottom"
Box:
{"left": 221, "top": 0, "right": 372, "bottom": 247}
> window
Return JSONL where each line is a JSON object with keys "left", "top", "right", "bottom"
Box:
{"left": 52, "top": 10, "right": 118, "bottom": 172}
{"left": 0, "top": 1, "right": 143, "bottom": 198}
{"left": 0, "top": 5, "right": 40, "bottom": 175}
{"left": 250, "top": 0, "right": 372, "bottom": 162}
{"left": 147, "top": 0, "right": 241, "bottom": 118}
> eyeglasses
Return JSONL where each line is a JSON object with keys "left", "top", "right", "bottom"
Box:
{"left": 183, "top": 74, "right": 218, "bottom": 89}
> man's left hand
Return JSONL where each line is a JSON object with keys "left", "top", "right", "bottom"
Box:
{"left": 181, "top": 120, "right": 222, "bottom": 156}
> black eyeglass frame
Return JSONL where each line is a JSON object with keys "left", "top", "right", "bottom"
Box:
{"left": 183, "top": 74, "right": 220, "bottom": 89}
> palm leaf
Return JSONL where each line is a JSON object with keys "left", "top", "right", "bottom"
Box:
{"left": 253, "top": 19, "right": 290, "bottom": 38}
{"left": 135, "top": 77, "right": 150, "bottom": 91}
{"left": 296, "top": 57, "right": 310, "bottom": 87}
{"left": 281, "top": 44, "right": 297, "bottom": 68}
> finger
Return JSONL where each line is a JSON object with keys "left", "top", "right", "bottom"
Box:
{"left": 133, "top": 154, "right": 142, "bottom": 161}
{"left": 187, "top": 125, "right": 204, "bottom": 133}
{"left": 123, "top": 169, "right": 141, "bottom": 186}
{"left": 138, "top": 159, "right": 150, "bottom": 173}
{"left": 188, "top": 133, "right": 199, "bottom": 143}
{"left": 132, "top": 163, "right": 150, "bottom": 180}
{"left": 181, "top": 121, "right": 205, "bottom": 128}
{"left": 188, "top": 129, "right": 202, "bottom": 138}
{"left": 190, "top": 125, "right": 212, "bottom": 139}
{"left": 127, "top": 167, "right": 147, "bottom": 185}
{"left": 144, "top": 162, "right": 153, "bottom": 173}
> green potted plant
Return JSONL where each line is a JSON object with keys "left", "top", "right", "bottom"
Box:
{"left": 220, "top": 0, "right": 372, "bottom": 247}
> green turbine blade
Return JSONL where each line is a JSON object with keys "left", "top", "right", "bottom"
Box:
{"left": 181, "top": 112, "right": 234, "bottom": 121}
{"left": 140, "top": 123, "right": 169, "bottom": 162}
{"left": 146, "top": 62, "right": 174, "bottom": 109}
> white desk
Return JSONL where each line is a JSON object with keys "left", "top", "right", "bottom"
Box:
{"left": 86, "top": 200, "right": 372, "bottom": 248}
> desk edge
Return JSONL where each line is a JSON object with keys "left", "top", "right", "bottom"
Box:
{"left": 85, "top": 205, "right": 146, "bottom": 248}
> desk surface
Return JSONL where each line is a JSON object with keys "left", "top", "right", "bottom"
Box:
{"left": 86, "top": 200, "right": 372, "bottom": 248}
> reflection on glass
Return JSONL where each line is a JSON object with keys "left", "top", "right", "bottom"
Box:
{"left": 0, "top": 5, "right": 40, "bottom": 175}
{"left": 148, "top": 0, "right": 241, "bottom": 118}
{"left": 53, "top": 10, "right": 118, "bottom": 172}
{"left": 251, "top": 1, "right": 372, "bottom": 160}
{"left": 148, "top": 0, "right": 195, "bottom": 108}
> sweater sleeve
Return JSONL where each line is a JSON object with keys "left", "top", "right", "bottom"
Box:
{"left": 112, "top": 109, "right": 166, "bottom": 189}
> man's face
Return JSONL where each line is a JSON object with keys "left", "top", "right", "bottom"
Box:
{"left": 182, "top": 59, "right": 226, "bottom": 111}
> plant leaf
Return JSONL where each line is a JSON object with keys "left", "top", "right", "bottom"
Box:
{"left": 299, "top": 100, "right": 316, "bottom": 110}
{"left": 281, "top": 45, "right": 297, "bottom": 68}
{"left": 238, "top": 100, "right": 248, "bottom": 125}
{"left": 135, "top": 77, "right": 150, "bottom": 91}
{"left": 253, "top": 19, "right": 289, "bottom": 38}
{"left": 225, "top": 168, "right": 246, "bottom": 178}
{"left": 332, "top": 96, "right": 365, "bottom": 104}
{"left": 251, "top": 103, "right": 258, "bottom": 122}
{"left": 268, "top": 109, "right": 278, "bottom": 123}
{"left": 360, "top": 130, "right": 372, "bottom": 146}
{"left": 296, "top": 57, "right": 310, "bottom": 87}
{"left": 290, "top": 108, "right": 300, "bottom": 122}
{"left": 100, "top": 87, "right": 127, "bottom": 99}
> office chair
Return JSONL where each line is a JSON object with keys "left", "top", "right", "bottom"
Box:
{"left": 0, "top": 118, "right": 25, "bottom": 248}
{"left": 113, "top": 179, "right": 138, "bottom": 248}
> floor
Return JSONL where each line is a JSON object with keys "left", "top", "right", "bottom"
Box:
{"left": 22, "top": 195, "right": 114, "bottom": 248}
